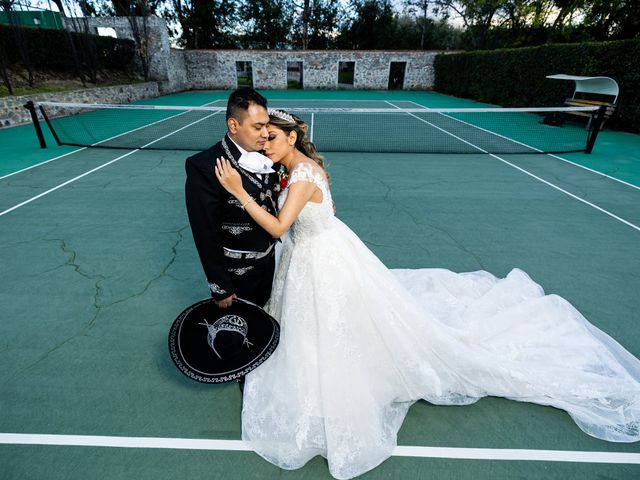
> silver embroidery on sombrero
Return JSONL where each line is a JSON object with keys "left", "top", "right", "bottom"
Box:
{"left": 199, "top": 315, "right": 253, "bottom": 359}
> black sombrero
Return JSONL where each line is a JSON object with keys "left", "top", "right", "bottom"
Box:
{"left": 168, "top": 298, "right": 280, "bottom": 383}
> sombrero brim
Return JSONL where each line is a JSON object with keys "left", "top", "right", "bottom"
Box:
{"left": 168, "top": 298, "right": 279, "bottom": 383}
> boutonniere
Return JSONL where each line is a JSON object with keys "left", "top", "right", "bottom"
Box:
{"left": 278, "top": 164, "right": 289, "bottom": 189}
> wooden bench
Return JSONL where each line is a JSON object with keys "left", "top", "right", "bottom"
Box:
{"left": 563, "top": 98, "right": 616, "bottom": 129}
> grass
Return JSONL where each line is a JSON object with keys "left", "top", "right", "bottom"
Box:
{"left": 1, "top": 78, "right": 147, "bottom": 98}
{"left": 1, "top": 67, "right": 144, "bottom": 98}
{"left": 1, "top": 82, "right": 84, "bottom": 97}
{"left": 237, "top": 75, "right": 253, "bottom": 87}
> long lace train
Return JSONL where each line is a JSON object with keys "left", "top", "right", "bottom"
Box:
{"left": 240, "top": 163, "right": 640, "bottom": 479}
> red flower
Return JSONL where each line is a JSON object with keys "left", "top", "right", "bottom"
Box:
{"left": 280, "top": 177, "right": 288, "bottom": 189}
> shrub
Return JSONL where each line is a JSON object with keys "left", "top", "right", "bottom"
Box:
{"left": 434, "top": 39, "right": 640, "bottom": 132}
{"left": 0, "top": 24, "right": 135, "bottom": 73}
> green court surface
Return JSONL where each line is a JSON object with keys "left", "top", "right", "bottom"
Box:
{"left": 1, "top": 90, "right": 639, "bottom": 479}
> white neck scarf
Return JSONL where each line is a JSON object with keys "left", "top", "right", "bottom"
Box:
{"left": 228, "top": 136, "right": 274, "bottom": 174}
{"left": 238, "top": 151, "right": 275, "bottom": 174}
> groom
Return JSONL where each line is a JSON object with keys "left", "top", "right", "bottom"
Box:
{"left": 185, "top": 88, "right": 280, "bottom": 309}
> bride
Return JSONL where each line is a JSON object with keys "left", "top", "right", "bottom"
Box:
{"left": 214, "top": 109, "right": 640, "bottom": 479}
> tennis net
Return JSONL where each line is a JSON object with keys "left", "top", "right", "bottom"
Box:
{"left": 29, "top": 101, "right": 606, "bottom": 154}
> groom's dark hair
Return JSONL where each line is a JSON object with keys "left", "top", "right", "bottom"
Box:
{"left": 226, "top": 87, "right": 268, "bottom": 122}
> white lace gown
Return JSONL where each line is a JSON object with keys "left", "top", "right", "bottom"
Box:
{"left": 241, "top": 163, "right": 640, "bottom": 479}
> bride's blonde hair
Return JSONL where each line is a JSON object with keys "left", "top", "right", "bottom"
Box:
{"left": 268, "top": 109, "right": 326, "bottom": 171}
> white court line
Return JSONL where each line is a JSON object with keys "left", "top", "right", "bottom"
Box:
{"left": 0, "top": 149, "right": 139, "bottom": 217}
{"left": 385, "top": 101, "right": 640, "bottom": 233}
{"left": 547, "top": 152, "right": 640, "bottom": 192}
{"left": 407, "top": 100, "right": 640, "bottom": 192}
{"left": 1, "top": 108, "right": 189, "bottom": 182}
{"left": 0, "top": 98, "right": 225, "bottom": 180}
{"left": 0, "top": 148, "right": 86, "bottom": 181}
{"left": 487, "top": 154, "right": 640, "bottom": 233}
{"left": 1, "top": 433, "right": 639, "bottom": 464}
{"left": 270, "top": 99, "right": 391, "bottom": 102}
{"left": 0, "top": 111, "right": 222, "bottom": 218}
{"left": 384, "top": 101, "right": 485, "bottom": 152}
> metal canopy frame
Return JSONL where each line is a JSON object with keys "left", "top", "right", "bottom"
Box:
{"left": 546, "top": 74, "right": 619, "bottom": 103}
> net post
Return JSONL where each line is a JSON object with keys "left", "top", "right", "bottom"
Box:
{"left": 585, "top": 106, "right": 607, "bottom": 154}
{"left": 23, "top": 100, "right": 47, "bottom": 149}
{"left": 38, "top": 104, "right": 62, "bottom": 146}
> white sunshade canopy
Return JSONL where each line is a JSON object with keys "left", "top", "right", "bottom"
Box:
{"left": 546, "top": 74, "right": 619, "bottom": 103}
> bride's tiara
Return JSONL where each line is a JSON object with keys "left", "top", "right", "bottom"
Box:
{"left": 268, "top": 108, "right": 295, "bottom": 124}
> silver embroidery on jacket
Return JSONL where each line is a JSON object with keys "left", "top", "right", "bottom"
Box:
{"left": 228, "top": 266, "right": 254, "bottom": 276}
{"left": 227, "top": 197, "right": 242, "bottom": 208}
{"left": 208, "top": 282, "right": 227, "bottom": 295}
{"left": 221, "top": 138, "right": 278, "bottom": 213}
{"left": 222, "top": 224, "right": 253, "bottom": 235}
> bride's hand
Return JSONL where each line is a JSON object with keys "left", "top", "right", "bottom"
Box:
{"left": 215, "top": 158, "right": 244, "bottom": 197}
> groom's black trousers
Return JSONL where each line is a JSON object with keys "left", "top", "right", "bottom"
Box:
{"left": 225, "top": 250, "right": 276, "bottom": 308}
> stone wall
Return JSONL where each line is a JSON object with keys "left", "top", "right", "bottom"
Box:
{"left": 165, "top": 49, "right": 188, "bottom": 93}
{"left": 1, "top": 16, "right": 443, "bottom": 127}
{"left": 176, "top": 50, "right": 437, "bottom": 90}
{"left": 0, "top": 82, "right": 159, "bottom": 128}
{"left": 55, "top": 17, "right": 440, "bottom": 91}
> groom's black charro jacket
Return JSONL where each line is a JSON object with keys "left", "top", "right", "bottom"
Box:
{"left": 185, "top": 135, "right": 280, "bottom": 306}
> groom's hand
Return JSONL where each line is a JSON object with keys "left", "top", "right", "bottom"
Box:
{"left": 216, "top": 294, "right": 236, "bottom": 308}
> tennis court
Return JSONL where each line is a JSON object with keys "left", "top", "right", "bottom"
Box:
{"left": 1, "top": 89, "right": 639, "bottom": 479}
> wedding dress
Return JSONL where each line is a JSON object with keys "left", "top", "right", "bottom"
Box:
{"left": 241, "top": 162, "right": 640, "bottom": 479}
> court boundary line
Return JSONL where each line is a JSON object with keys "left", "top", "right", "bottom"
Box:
{"left": 0, "top": 149, "right": 140, "bottom": 217}
{"left": 407, "top": 100, "right": 640, "bottom": 192}
{"left": 0, "top": 148, "right": 86, "bottom": 181}
{"left": 270, "top": 99, "right": 406, "bottom": 102}
{"left": 406, "top": 101, "right": 554, "bottom": 154}
{"left": 0, "top": 110, "right": 223, "bottom": 218}
{"left": 546, "top": 152, "right": 640, "bottom": 191}
{"left": 1, "top": 433, "right": 638, "bottom": 464}
{"left": 0, "top": 99, "right": 224, "bottom": 181}
{"left": 384, "top": 101, "right": 640, "bottom": 233}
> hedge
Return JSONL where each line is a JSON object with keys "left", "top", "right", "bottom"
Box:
{"left": 0, "top": 24, "right": 135, "bottom": 72}
{"left": 434, "top": 39, "right": 640, "bottom": 132}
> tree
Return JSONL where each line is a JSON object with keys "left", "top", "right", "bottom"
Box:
{"left": 434, "top": 0, "right": 503, "bottom": 48}
{"left": 50, "top": 0, "right": 67, "bottom": 16}
{"left": 61, "top": 0, "right": 100, "bottom": 84}
{"left": 403, "top": 0, "right": 432, "bottom": 49}
{"left": 551, "top": 0, "right": 585, "bottom": 29}
{"left": 77, "top": 0, "right": 98, "bottom": 16}
{"left": 582, "top": 0, "right": 640, "bottom": 40}
{"left": 125, "top": 1, "right": 152, "bottom": 80}
{"left": 292, "top": 0, "right": 342, "bottom": 49}
{"left": 81, "top": 0, "right": 162, "bottom": 79}
{"left": 393, "top": 14, "right": 464, "bottom": 49}
{"left": 294, "top": 0, "right": 311, "bottom": 49}
{"left": 338, "top": 0, "right": 397, "bottom": 49}
{"left": 2, "top": 0, "right": 34, "bottom": 86}
{"left": 238, "top": 0, "right": 295, "bottom": 49}
{"left": 171, "top": 0, "right": 237, "bottom": 48}
{"left": 0, "top": 33, "right": 12, "bottom": 94}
